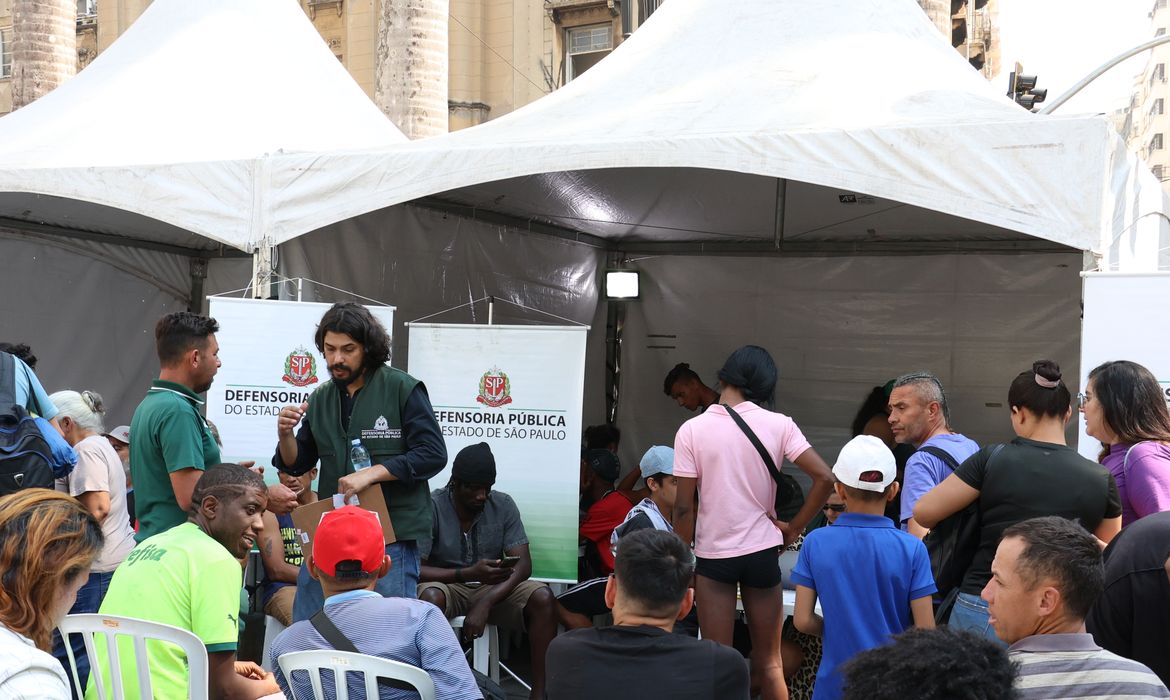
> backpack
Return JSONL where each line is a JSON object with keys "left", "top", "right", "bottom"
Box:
{"left": 0, "top": 352, "right": 72, "bottom": 496}
{"left": 921, "top": 443, "right": 1003, "bottom": 623}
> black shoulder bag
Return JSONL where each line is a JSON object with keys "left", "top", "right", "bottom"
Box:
{"left": 309, "top": 609, "right": 504, "bottom": 699}
{"left": 723, "top": 403, "right": 806, "bottom": 522}
{"left": 921, "top": 443, "right": 1003, "bottom": 624}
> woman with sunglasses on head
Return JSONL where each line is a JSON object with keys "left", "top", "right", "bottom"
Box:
{"left": 1082, "top": 360, "right": 1170, "bottom": 525}
{"left": 914, "top": 360, "right": 1122, "bottom": 640}
{"left": 0, "top": 490, "right": 104, "bottom": 699}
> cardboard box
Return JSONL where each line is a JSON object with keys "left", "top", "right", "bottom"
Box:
{"left": 290, "top": 485, "right": 396, "bottom": 564}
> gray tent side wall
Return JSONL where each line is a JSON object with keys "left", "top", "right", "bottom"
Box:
{"left": 1, "top": 206, "right": 1082, "bottom": 483}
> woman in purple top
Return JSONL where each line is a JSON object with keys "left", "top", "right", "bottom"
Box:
{"left": 1083, "top": 360, "right": 1170, "bottom": 525}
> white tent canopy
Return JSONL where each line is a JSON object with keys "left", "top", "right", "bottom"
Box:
{"left": 264, "top": 0, "right": 1169, "bottom": 270}
{"left": 0, "top": 0, "right": 405, "bottom": 253}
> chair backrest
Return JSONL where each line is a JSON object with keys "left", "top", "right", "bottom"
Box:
{"left": 278, "top": 649, "right": 436, "bottom": 700}
{"left": 57, "top": 613, "right": 209, "bottom": 700}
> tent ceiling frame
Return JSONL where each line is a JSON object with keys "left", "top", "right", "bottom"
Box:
{"left": 413, "top": 197, "right": 1077, "bottom": 257}
{"left": 0, "top": 216, "right": 252, "bottom": 259}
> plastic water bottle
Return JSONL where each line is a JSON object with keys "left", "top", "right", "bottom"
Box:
{"left": 350, "top": 439, "right": 372, "bottom": 471}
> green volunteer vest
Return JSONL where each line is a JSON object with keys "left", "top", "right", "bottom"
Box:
{"left": 307, "top": 365, "right": 431, "bottom": 540}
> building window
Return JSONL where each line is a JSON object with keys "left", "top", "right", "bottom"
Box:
{"left": 1159, "top": 28, "right": 1168, "bottom": 36}
{"left": 566, "top": 24, "right": 612, "bottom": 81}
{"left": 1154, "top": 164, "right": 1164, "bottom": 180}
{"left": 1149, "top": 133, "right": 1164, "bottom": 157}
{"left": 1155, "top": 98, "right": 1165, "bottom": 117}
{"left": 0, "top": 27, "right": 12, "bottom": 79}
{"left": 1152, "top": 64, "right": 1166, "bottom": 85}
{"left": 1159, "top": 0, "right": 1168, "bottom": 9}
{"left": 640, "top": 0, "right": 663, "bottom": 23}
{"left": 77, "top": 0, "right": 95, "bottom": 15}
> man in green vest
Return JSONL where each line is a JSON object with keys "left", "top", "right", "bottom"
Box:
{"left": 275, "top": 302, "right": 447, "bottom": 622}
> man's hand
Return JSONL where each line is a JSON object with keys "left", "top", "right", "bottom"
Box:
{"left": 466, "top": 558, "right": 511, "bottom": 585}
{"left": 266, "top": 482, "right": 298, "bottom": 515}
{"left": 234, "top": 661, "right": 267, "bottom": 680}
{"left": 771, "top": 517, "right": 799, "bottom": 548}
{"left": 241, "top": 460, "right": 261, "bottom": 476}
{"left": 234, "top": 661, "right": 280, "bottom": 695}
{"left": 277, "top": 402, "right": 309, "bottom": 438}
{"left": 461, "top": 599, "right": 493, "bottom": 642}
{"left": 337, "top": 466, "right": 381, "bottom": 501}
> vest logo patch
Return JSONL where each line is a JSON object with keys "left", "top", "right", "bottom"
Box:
{"left": 281, "top": 346, "right": 320, "bottom": 387}
{"left": 361, "top": 419, "right": 402, "bottom": 440}
{"left": 477, "top": 367, "right": 513, "bottom": 408}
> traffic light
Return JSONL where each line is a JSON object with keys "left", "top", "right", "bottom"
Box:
{"left": 1007, "top": 62, "right": 1047, "bottom": 111}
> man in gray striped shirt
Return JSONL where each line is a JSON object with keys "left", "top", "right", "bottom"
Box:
{"left": 982, "top": 516, "right": 1169, "bottom": 700}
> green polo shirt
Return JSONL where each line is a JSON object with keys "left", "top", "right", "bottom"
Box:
{"left": 129, "top": 380, "right": 221, "bottom": 541}
{"left": 88, "top": 523, "right": 241, "bottom": 700}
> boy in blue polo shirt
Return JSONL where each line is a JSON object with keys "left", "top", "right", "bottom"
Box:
{"left": 790, "top": 435, "right": 936, "bottom": 700}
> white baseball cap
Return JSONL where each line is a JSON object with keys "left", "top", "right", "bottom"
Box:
{"left": 104, "top": 425, "right": 131, "bottom": 445}
{"left": 832, "top": 435, "right": 896, "bottom": 492}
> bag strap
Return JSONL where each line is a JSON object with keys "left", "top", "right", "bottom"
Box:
{"left": 917, "top": 444, "right": 960, "bottom": 471}
{"left": 309, "top": 609, "right": 359, "bottom": 653}
{"left": 309, "top": 609, "right": 408, "bottom": 691}
{"left": 0, "top": 353, "right": 17, "bottom": 415}
{"left": 723, "top": 403, "right": 784, "bottom": 486}
{"left": 1122, "top": 441, "right": 1150, "bottom": 481}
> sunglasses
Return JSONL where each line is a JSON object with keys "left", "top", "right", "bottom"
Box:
{"left": 822, "top": 503, "right": 846, "bottom": 513}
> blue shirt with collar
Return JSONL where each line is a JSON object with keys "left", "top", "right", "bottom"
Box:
{"left": 790, "top": 512, "right": 936, "bottom": 700}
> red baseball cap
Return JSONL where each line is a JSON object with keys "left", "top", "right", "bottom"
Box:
{"left": 311, "top": 506, "right": 385, "bottom": 577}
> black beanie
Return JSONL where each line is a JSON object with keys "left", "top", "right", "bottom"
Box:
{"left": 452, "top": 442, "right": 496, "bottom": 485}
{"left": 717, "top": 345, "right": 778, "bottom": 404}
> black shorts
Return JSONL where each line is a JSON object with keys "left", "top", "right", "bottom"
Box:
{"left": 556, "top": 576, "right": 609, "bottom": 617}
{"left": 695, "top": 546, "right": 782, "bottom": 589}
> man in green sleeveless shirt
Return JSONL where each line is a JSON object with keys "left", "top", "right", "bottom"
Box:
{"left": 274, "top": 302, "right": 447, "bottom": 622}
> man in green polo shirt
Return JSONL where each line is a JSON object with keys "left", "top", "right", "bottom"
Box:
{"left": 130, "top": 312, "right": 224, "bottom": 541}
{"left": 131, "top": 311, "right": 296, "bottom": 541}
{"left": 89, "top": 464, "right": 280, "bottom": 699}
{"left": 275, "top": 302, "right": 447, "bottom": 621}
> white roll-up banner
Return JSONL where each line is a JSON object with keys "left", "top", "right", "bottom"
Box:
{"left": 205, "top": 298, "right": 395, "bottom": 469}
{"left": 1079, "top": 273, "right": 1170, "bottom": 458}
{"left": 408, "top": 323, "right": 587, "bottom": 582}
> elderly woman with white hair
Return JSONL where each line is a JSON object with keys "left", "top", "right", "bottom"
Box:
{"left": 48, "top": 390, "right": 137, "bottom": 691}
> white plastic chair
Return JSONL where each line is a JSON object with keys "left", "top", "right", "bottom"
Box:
{"left": 261, "top": 615, "right": 288, "bottom": 672}
{"left": 449, "top": 616, "right": 530, "bottom": 691}
{"left": 57, "top": 613, "right": 208, "bottom": 700}
{"left": 278, "top": 649, "right": 436, "bottom": 700}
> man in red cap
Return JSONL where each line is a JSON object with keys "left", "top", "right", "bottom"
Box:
{"left": 268, "top": 505, "right": 480, "bottom": 700}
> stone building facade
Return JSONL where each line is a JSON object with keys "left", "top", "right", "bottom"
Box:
{"left": 0, "top": 0, "right": 993, "bottom": 126}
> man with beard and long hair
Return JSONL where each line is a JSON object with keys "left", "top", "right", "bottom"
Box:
{"left": 275, "top": 302, "right": 447, "bottom": 621}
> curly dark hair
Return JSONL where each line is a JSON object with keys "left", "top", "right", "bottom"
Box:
{"left": 314, "top": 303, "right": 392, "bottom": 368}
{"left": 841, "top": 627, "right": 1018, "bottom": 700}
{"left": 0, "top": 343, "right": 36, "bottom": 370}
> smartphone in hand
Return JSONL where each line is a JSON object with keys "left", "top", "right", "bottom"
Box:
{"left": 500, "top": 554, "right": 521, "bottom": 568}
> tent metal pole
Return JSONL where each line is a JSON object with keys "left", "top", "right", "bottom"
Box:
{"left": 773, "top": 179, "right": 787, "bottom": 250}
{"left": 189, "top": 259, "right": 208, "bottom": 314}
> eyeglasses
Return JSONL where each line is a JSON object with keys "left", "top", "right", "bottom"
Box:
{"left": 822, "top": 503, "right": 846, "bottom": 513}
{"left": 1077, "top": 392, "right": 1093, "bottom": 409}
